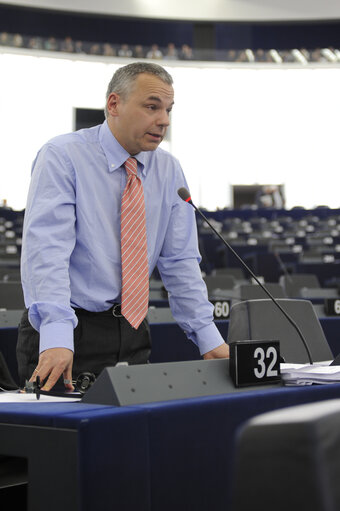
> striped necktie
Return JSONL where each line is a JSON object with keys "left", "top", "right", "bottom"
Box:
{"left": 121, "top": 157, "right": 149, "bottom": 329}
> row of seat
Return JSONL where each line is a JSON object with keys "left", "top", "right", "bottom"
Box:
{"left": 0, "top": 214, "right": 23, "bottom": 274}
{"left": 199, "top": 232, "right": 340, "bottom": 284}
{"left": 204, "top": 272, "right": 339, "bottom": 301}
{"left": 1, "top": 271, "right": 337, "bottom": 311}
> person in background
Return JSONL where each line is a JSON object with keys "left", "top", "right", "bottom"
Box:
{"left": 179, "top": 44, "right": 193, "bottom": 60}
{"left": 164, "top": 43, "right": 178, "bottom": 60}
{"left": 60, "top": 36, "right": 74, "bottom": 53}
{"left": 133, "top": 45, "right": 145, "bottom": 58}
{"left": 102, "top": 42, "right": 116, "bottom": 57}
{"left": 44, "top": 37, "right": 59, "bottom": 52}
{"left": 118, "top": 44, "right": 132, "bottom": 57}
{"left": 89, "top": 43, "right": 101, "bottom": 55}
{"left": 74, "top": 40, "right": 85, "bottom": 54}
{"left": 256, "top": 185, "right": 285, "bottom": 208}
{"left": 146, "top": 44, "right": 163, "bottom": 59}
{"left": 12, "top": 33, "right": 23, "bottom": 48}
{"left": 0, "top": 32, "right": 12, "bottom": 46}
{"left": 27, "top": 37, "right": 43, "bottom": 50}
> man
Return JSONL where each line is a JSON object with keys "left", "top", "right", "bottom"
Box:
{"left": 18, "top": 62, "right": 229, "bottom": 392}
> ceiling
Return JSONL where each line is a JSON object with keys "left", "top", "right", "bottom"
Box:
{"left": 1, "top": 0, "right": 340, "bottom": 22}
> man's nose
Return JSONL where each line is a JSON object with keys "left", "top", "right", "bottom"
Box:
{"left": 157, "top": 110, "right": 170, "bottom": 127}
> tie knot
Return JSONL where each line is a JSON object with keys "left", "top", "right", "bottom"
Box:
{"left": 124, "top": 157, "right": 137, "bottom": 177}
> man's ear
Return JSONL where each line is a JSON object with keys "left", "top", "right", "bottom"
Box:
{"left": 107, "top": 92, "right": 120, "bottom": 117}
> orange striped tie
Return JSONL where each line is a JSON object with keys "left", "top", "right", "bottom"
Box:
{"left": 121, "top": 157, "right": 149, "bottom": 329}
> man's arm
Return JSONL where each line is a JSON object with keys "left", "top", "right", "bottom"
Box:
{"left": 156, "top": 173, "right": 229, "bottom": 358}
{"left": 22, "top": 143, "right": 78, "bottom": 389}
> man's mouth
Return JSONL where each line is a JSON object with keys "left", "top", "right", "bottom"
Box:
{"left": 147, "top": 133, "right": 162, "bottom": 141}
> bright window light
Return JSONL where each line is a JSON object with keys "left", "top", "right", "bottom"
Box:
{"left": 1, "top": 51, "right": 340, "bottom": 210}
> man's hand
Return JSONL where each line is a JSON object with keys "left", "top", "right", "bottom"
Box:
{"left": 203, "top": 343, "right": 230, "bottom": 360}
{"left": 29, "top": 347, "right": 74, "bottom": 391}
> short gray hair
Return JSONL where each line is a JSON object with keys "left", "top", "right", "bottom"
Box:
{"left": 104, "top": 62, "right": 173, "bottom": 119}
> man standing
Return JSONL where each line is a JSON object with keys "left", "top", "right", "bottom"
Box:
{"left": 18, "top": 62, "right": 229, "bottom": 391}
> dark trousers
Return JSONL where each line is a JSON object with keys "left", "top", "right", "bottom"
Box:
{"left": 16, "top": 307, "right": 151, "bottom": 388}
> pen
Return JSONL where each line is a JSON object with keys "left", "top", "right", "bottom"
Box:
{"left": 36, "top": 375, "right": 41, "bottom": 400}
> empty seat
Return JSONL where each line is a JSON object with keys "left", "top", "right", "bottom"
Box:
{"left": 212, "top": 267, "right": 246, "bottom": 280}
{"left": 147, "top": 307, "right": 175, "bottom": 323}
{"left": 0, "top": 268, "right": 21, "bottom": 281}
{"left": 0, "top": 282, "right": 25, "bottom": 309}
{"left": 228, "top": 298, "right": 333, "bottom": 363}
{"left": 279, "top": 273, "right": 320, "bottom": 297}
{"left": 296, "top": 262, "right": 340, "bottom": 288}
{"left": 233, "top": 400, "right": 340, "bottom": 511}
{"left": 237, "top": 283, "right": 287, "bottom": 300}
{"left": 203, "top": 275, "right": 236, "bottom": 294}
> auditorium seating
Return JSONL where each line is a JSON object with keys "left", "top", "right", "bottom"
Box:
{"left": 1, "top": 206, "right": 340, "bottom": 305}
{"left": 197, "top": 208, "right": 340, "bottom": 294}
{"left": 0, "top": 210, "right": 22, "bottom": 276}
{"left": 2, "top": 29, "right": 340, "bottom": 65}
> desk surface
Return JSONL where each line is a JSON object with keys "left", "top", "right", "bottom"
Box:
{"left": 2, "top": 383, "right": 340, "bottom": 511}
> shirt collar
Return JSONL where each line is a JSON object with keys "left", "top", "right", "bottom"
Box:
{"left": 99, "top": 121, "right": 148, "bottom": 175}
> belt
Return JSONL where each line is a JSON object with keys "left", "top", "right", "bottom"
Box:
{"left": 73, "top": 304, "right": 123, "bottom": 318}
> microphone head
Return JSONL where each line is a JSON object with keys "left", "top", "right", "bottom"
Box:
{"left": 177, "top": 187, "right": 192, "bottom": 203}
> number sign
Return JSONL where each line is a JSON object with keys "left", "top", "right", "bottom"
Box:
{"left": 229, "top": 340, "right": 281, "bottom": 387}
{"left": 211, "top": 300, "right": 230, "bottom": 319}
{"left": 324, "top": 299, "right": 340, "bottom": 316}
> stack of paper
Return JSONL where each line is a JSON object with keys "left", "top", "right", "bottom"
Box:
{"left": 0, "top": 391, "right": 81, "bottom": 403}
{"left": 280, "top": 362, "right": 340, "bottom": 386}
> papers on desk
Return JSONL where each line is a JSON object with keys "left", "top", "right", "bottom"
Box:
{"left": 281, "top": 362, "right": 340, "bottom": 386}
{"left": 0, "top": 391, "right": 81, "bottom": 403}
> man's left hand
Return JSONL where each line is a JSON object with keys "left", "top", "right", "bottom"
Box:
{"left": 203, "top": 343, "right": 230, "bottom": 360}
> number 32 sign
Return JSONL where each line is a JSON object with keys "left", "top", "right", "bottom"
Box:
{"left": 229, "top": 340, "right": 281, "bottom": 387}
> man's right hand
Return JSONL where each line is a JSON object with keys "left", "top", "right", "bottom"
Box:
{"left": 29, "top": 347, "right": 74, "bottom": 391}
{"left": 203, "top": 342, "right": 230, "bottom": 360}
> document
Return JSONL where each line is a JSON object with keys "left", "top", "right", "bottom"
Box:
{"left": 0, "top": 391, "right": 81, "bottom": 403}
{"left": 280, "top": 361, "right": 340, "bottom": 385}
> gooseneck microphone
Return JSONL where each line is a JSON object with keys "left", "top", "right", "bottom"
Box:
{"left": 273, "top": 251, "right": 293, "bottom": 284}
{"left": 177, "top": 187, "right": 313, "bottom": 364}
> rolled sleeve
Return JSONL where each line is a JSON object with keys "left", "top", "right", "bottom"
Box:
{"left": 21, "top": 143, "right": 77, "bottom": 352}
{"left": 39, "top": 321, "right": 75, "bottom": 353}
{"left": 187, "top": 323, "right": 225, "bottom": 356}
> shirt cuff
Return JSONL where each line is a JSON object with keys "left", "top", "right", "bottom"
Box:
{"left": 39, "top": 321, "right": 75, "bottom": 354}
{"left": 191, "top": 323, "right": 225, "bottom": 356}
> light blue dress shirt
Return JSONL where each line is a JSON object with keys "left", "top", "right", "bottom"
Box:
{"left": 21, "top": 121, "right": 225, "bottom": 355}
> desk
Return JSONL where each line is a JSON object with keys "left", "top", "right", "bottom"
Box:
{"left": 2, "top": 384, "right": 340, "bottom": 510}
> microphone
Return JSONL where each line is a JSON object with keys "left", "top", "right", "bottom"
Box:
{"left": 273, "top": 251, "right": 293, "bottom": 284}
{"left": 177, "top": 187, "right": 313, "bottom": 364}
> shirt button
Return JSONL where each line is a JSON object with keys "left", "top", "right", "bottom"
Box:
{"left": 111, "top": 163, "right": 115, "bottom": 168}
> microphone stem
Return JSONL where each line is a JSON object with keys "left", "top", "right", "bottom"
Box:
{"left": 274, "top": 251, "right": 294, "bottom": 283}
{"left": 193, "top": 203, "right": 313, "bottom": 365}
